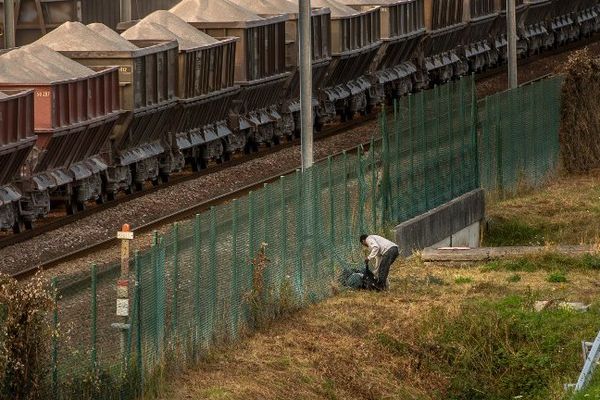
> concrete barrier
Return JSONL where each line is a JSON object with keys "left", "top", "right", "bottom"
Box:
{"left": 393, "top": 189, "right": 485, "bottom": 256}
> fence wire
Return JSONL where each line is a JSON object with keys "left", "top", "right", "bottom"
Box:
{"left": 42, "top": 75, "right": 563, "bottom": 399}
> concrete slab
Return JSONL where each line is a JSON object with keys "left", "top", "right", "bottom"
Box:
{"left": 395, "top": 189, "right": 485, "bottom": 256}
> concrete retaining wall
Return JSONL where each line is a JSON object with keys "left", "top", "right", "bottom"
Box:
{"left": 393, "top": 189, "right": 485, "bottom": 256}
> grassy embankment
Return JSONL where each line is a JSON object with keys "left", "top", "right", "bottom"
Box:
{"left": 160, "top": 172, "right": 600, "bottom": 400}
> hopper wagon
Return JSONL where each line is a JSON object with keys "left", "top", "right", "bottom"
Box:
{"left": 309, "top": 0, "right": 382, "bottom": 120}
{"left": 492, "top": 0, "right": 527, "bottom": 59}
{"left": 170, "top": 0, "right": 292, "bottom": 149}
{"left": 120, "top": 11, "right": 240, "bottom": 171}
{"left": 520, "top": 0, "right": 554, "bottom": 54}
{"left": 0, "top": 43, "right": 121, "bottom": 216}
{"left": 575, "top": 0, "right": 600, "bottom": 36}
{"left": 462, "top": 0, "right": 500, "bottom": 72}
{"left": 340, "top": 0, "right": 426, "bottom": 97}
{"left": 421, "top": 0, "right": 469, "bottom": 83}
{"left": 36, "top": 22, "right": 180, "bottom": 194}
{"left": 0, "top": 90, "right": 36, "bottom": 232}
{"left": 231, "top": 0, "right": 332, "bottom": 133}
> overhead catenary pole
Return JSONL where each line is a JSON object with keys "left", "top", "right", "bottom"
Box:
{"left": 299, "top": 0, "right": 313, "bottom": 170}
{"left": 121, "top": 0, "right": 132, "bottom": 23}
{"left": 507, "top": 0, "right": 518, "bottom": 89}
{"left": 4, "top": 0, "right": 15, "bottom": 49}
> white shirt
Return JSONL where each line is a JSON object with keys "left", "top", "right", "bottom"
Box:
{"left": 365, "top": 235, "right": 398, "bottom": 276}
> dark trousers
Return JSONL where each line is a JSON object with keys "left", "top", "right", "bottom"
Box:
{"left": 376, "top": 247, "right": 399, "bottom": 290}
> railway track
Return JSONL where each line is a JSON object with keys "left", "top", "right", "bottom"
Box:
{"left": 8, "top": 34, "right": 600, "bottom": 282}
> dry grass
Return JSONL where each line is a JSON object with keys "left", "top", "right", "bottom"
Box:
{"left": 160, "top": 256, "right": 600, "bottom": 400}
{"left": 484, "top": 170, "right": 600, "bottom": 246}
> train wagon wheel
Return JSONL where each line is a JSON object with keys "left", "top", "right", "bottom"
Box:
{"left": 12, "top": 219, "right": 26, "bottom": 234}
{"left": 66, "top": 200, "right": 78, "bottom": 216}
{"left": 192, "top": 157, "right": 207, "bottom": 172}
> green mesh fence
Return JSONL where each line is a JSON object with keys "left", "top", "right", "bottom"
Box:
{"left": 478, "top": 76, "right": 563, "bottom": 197}
{"left": 43, "top": 75, "right": 562, "bottom": 399}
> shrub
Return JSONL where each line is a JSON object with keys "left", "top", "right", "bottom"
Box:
{"left": 0, "top": 274, "right": 54, "bottom": 399}
{"left": 424, "top": 296, "right": 597, "bottom": 400}
{"left": 547, "top": 272, "right": 568, "bottom": 283}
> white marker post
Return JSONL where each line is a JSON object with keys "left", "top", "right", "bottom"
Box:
{"left": 113, "top": 224, "right": 133, "bottom": 358}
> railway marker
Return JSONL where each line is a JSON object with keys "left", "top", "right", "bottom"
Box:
{"left": 112, "top": 223, "right": 133, "bottom": 360}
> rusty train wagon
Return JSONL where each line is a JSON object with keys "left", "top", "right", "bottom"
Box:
{"left": 36, "top": 22, "right": 180, "bottom": 194}
{"left": 120, "top": 11, "right": 240, "bottom": 171}
{"left": 170, "top": 0, "right": 291, "bottom": 148}
{"left": 309, "top": 0, "right": 382, "bottom": 119}
{"left": 339, "top": 0, "right": 426, "bottom": 97}
{"left": 462, "top": 0, "right": 500, "bottom": 72}
{"left": 231, "top": 0, "right": 332, "bottom": 133}
{"left": 422, "top": 0, "right": 469, "bottom": 83}
{"left": 0, "top": 44, "right": 121, "bottom": 215}
{"left": 520, "top": 0, "right": 554, "bottom": 54}
{"left": 0, "top": 90, "right": 36, "bottom": 232}
{"left": 575, "top": 0, "right": 600, "bottom": 36}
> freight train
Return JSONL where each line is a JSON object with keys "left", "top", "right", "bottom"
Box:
{"left": 0, "top": 0, "right": 598, "bottom": 233}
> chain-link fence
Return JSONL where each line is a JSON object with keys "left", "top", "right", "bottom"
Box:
{"left": 42, "top": 75, "right": 564, "bottom": 399}
{"left": 478, "top": 76, "right": 563, "bottom": 198}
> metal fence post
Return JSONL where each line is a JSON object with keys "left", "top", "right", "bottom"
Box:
{"left": 51, "top": 277, "right": 58, "bottom": 399}
{"left": 231, "top": 199, "right": 239, "bottom": 338}
{"left": 134, "top": 251, "right": 143, "bottom": 391}
{"left": 280, "top": 176, "right": 287, "bottom": 278}
{"left": 328, "top": 157, "right": 335, "bottom": 274}
{"left": 294, "top": 170, "right": 304, "bottom": 299}
{"left": 342, "top": 151, "right": 350, "bottom": 250}
{"left": 151, "top": 232, "right": 159, "bottom": 359}
{"left": 357, "top": 145, "right": 365, "bottom": 234}
{"left": 419, "top": 91, "right": 428, "bottom": 212}
{"left": 370, "top": 137, "right": 377, "bottom": 232}
{"left": 446, "top": 84, "right": 455, "bottom": 198}
{"left": 408, "top": 94, "right": 416, "bottom": 215}
{"left": 209, "top": 206, "right": 217, "bottom": 337}
{"left": 193, "top": 214, "right": 201, "bottom": 350}
{"left": 91, "top": 264, "right": 97, "bottom": 371}
{"left": 171, "top": 222, "right": 179, "bottom": 335}
{"left": 434, "top": 85, "right": 442, "bottom": 204}
{"left": 495, "top": 94, "right": 504, "bottom": 197}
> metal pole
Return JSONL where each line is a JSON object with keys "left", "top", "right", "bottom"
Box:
{"left": 507, "top": 0, "right": 518, "bottom": 89}
{"left": 299, "top": 0, "right": 313, "bottom": 170}
{"left": 4, "top": 0, "right": 15, "bottom": 49}
{"left": 121, "top": 0, "right": 132, "bottom": 23}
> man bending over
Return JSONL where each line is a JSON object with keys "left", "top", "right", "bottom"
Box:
{"left": 360, "top": 234, "right": 399, "bottom": 290}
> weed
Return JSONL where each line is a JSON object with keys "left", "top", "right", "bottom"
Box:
{"left": 454, "top": 276, "right": 473, "bottom": 285}
{"left": 425, "top": 296, "right": 598, "bottom": 400}
{"left": 376, "top": 332, "right": 409, "bottom": 357}
{"left": 426, "top": 275, "right": 446, "bottom": 286}
{"left": 547, "top": 272, "right": 568, "bottom": 283}
{"left": 507, "top": 274, "right": 522, "bottom": 283}
{"left": 480, "top": 253, "right": 600, "bottom": 273}
{"left": 484, "top": 218, "right": 545, "bottom": 246}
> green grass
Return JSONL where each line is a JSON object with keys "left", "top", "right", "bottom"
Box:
{"left": 423, "top": 296, "right": 599, "bottom": 400}
{"left": 548, "top": 271, "right": 568, "bottom": 283}
{"left": 454, "top": 276, "right": 474, "bottom": 284}
{"left": 483, "top": 218, "right": 546, "bottom": 246}
{"left": 507, "top": 274, "right": 522, "bottom": 282}
{"left": 480, "top": 253, "right": 600, "bottom": 273}
{"left": 572, "top": 371, "right": 600, "bottom": 399}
